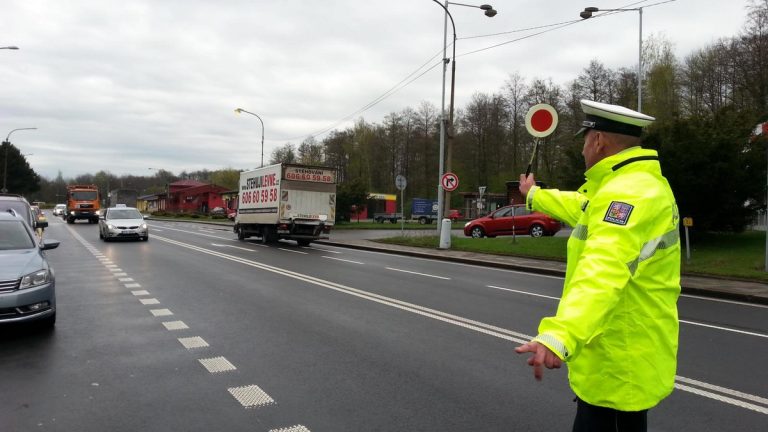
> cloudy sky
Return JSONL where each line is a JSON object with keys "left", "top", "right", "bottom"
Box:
{"left": 0, "top": 0, "right": 754, "bottom": 179}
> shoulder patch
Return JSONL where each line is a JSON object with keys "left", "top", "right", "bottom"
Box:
{"left": 603, "top": 201, "right": 634, "bottom": 225}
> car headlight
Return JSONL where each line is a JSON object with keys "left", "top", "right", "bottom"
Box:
{"left": 141, "top": 223, "right": 147, "bottom": 229}
{"left": 464, "top": 222, "right": 471, "bottom": 228}
{"left": 20, "top": 269, "right": 51, "bottom": 289}
{"left": 107, "top": 224, "right": 116, "bottom": 230}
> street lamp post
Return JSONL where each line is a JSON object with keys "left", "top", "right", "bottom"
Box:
{"left": 432, "top": 1, "right": 497, "bottom": 245}
{"left": 2, "top": 127, "right": 37, "bottom": 193}
{"left": 580, "top": 6, "right": 643, "bottom": 112}
{"left": 234, "top": 108, "right": 265, "bottom": 168}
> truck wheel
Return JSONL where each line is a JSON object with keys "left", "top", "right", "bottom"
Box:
{"left": 297, "top": 239, "right": 311, "bottom": 247}
{"left": 237, "top": 229, "right": 245, "bottom": 241}
{"left": 261, "top": 227, "right": 274, "bottom": 244}
{"left": 418, "top": 217, "right": 427, "bottom": 225}
{"left": 66, "top": 217, "right": 74, "bottom": 224}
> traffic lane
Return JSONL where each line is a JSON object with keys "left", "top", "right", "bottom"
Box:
{"left": 134, "top": 227, "right": 768, "bottom": 424}
{"left": 147, "top": 222, "right": 562, "bottom": 341}
{"left": 1, "top": 222, "right": 272, "bottom": 431}
{"left": 151, "top": 221, "right": 768, "bottom": 344}
{"left": 97, "top": 223, "right": 577, "bottom": 429}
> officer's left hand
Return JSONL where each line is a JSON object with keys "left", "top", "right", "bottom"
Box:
{"left": 515, "top": 341, "right": 562, "bottom": 381}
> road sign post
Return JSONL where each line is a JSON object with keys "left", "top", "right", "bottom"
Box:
{"left": 439, "top": 172, "right": 459, "bottom": 249}
{"left": 395, "top": 175, "right": 407, "bottom": 235}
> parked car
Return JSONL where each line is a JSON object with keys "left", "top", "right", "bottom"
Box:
{"left": 0, "top": 212, "right": 60, "bottom": 328}
{"left": 210, "top": 206, "right": 226, "bottom": 216}
{"left": 448, "top": 209, "right": 463, "bottom": 221}
{"left": 463, "top": 204, "right": 561, "bottom": 238}
{"left": 52, "top": 203, "right": 66, "bottom": 216}
{"left": 0, "top": 193, "right": 39, "bottom": 230}
{"left": 99, "top": 206, "right": 149, "bottom": 241}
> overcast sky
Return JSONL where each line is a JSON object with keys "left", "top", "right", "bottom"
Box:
{"left": 0, "top": 0, "right": 754, "bottom": 179}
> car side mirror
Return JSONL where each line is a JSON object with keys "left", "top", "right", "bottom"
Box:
{"left": 40, "top": 239, "right": 60, "bottom": 250}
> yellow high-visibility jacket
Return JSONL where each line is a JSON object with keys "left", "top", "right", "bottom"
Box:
{"left": 526, "top": 146, "right": 681, "bottom": 411}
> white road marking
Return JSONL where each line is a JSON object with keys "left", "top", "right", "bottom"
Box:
{"left": 131, "top": 290, "right": 150, "bottom": 296}
{"left": 321, "top": 256, "right": 364, "bottom": 264}
{"left": 307, "top": 246, "right": 341, "bottom": 254}
{"left": 114, "top": 273, "right": 128, "bottom": 277}
{"left": 178, "top": 336, "right": 209, "bottom": 349}
{"left": 680, "top": 293, "right": 768, "bottom": 309}
{"left": 228, "top": 385, "right": 275, "bottom": 409}
{"left": 150, "top": 309, "right": 173, "bottom": 317}
{"left": 119, "top": 277, "right": 134, "bottom": 282}
{"left": 162, "top": 321, "right": 189, "bottom": 330}
{"left": 386, "top": 267, "right": 451, "bottom": 280}
{"left": 211, "top": 243, "right": 258, "bottom": 252}
{"left": 679, "top": 319, "right": 768, "bottom": 339}
{"left": 146, "top": 223, "right": 230, "bottom": 240}
{"left": 125, "top": 283, "right": 141, "bottom": 288}
{"left": 109, "top": 268, "right": 123, "bottom": 272}
{"left": 140, "top": 298, "right": 160, "bottom": 305}
{"left": 199, "top": 356, "right": 236, "bottom": 373}
{"left": 487, "top": 285, "right": 560, "bottom": 301}
{"left": 104, "top": 264, "right": 118, "bottom": 268}
{"left": 279, "top": 248, "right": 308, "bottom": 255}
{"left": 269, "top": 426, "right": 311, "bottom": 432}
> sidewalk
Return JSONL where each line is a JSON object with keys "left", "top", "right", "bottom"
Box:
{"left": 316, "top": 238, "right": 768, "bottom": 305}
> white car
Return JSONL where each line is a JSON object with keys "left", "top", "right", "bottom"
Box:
{"left": 52, "top": 203, "right": 66, "bottom": 216}
{"left": 98, "top": 207, "right": 149, "bottom": 241}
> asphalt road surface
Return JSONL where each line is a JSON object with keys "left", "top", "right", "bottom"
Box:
{"left": 1, "top": 217, "right": 766, "bottom": 431}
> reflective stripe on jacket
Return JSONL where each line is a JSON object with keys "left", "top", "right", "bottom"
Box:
{"left": 526, "top": 146, "right": 681, "bottom": 411}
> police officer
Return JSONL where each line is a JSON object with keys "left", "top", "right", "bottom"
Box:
{"left": 516, "top": 100, "right": 681, "bottom": 432}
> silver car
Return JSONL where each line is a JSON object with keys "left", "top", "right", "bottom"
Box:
{"left": 0, "top": 212, "right": 59, "bottom": 328}
{"left": 99, "top": 207, "right": 149, "bottom": 241}
{"left": 52, "top": 203, "right": 66, "bottom": 216}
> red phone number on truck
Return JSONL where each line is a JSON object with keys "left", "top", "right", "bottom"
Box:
{"left": 240, "top": 188, "right": 278, "bottom": 204}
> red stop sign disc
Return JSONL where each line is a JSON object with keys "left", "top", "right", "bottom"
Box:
{"left": 525, "top": 104, "right": 559, "bottom": 137}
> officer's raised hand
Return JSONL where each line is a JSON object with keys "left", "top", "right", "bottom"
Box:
{"left": 515, "top": 341, "right": 562, "bottom": 381}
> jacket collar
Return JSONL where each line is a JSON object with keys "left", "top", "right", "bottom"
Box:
{"left": 580, "top": 147, "right": 660, "bottom": 198}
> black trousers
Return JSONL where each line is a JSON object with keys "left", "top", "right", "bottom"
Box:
{"left": 572, "top": 398, "right": 648, "bottom": 432}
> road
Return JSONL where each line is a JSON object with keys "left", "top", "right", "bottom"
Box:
{"left": 1, "top": 217, "right": 766, "bottom": 431}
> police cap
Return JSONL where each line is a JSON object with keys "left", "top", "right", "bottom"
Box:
{"left": 575, "top": 100, "right": 655, "bottom": 137}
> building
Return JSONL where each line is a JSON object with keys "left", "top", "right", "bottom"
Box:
{"left": 138, "top": 180, "right": 229, "bottom": 214}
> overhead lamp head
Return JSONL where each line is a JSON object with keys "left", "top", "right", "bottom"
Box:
{"left": 234, "top": 108, "right": 243, "bottom": 114}
{"left": 584, "top": 7, "right": 599, "bottom": 12}
{"left": 580, "top": 10, "right": 593, "bottom": 19}
{"left": 484, "top": 8, "right": 497, "bottom": 17}
{"left": 479, "top": 4, "right": 493, "bottom": 10}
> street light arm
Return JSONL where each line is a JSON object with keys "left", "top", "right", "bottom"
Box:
{"left": 235, "top": 107, "right": 266, "bottom": 167}
{"left": 6, "top": 127, "right": 37, "bottom": 142}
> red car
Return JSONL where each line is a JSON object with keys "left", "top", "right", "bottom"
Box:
{"left": 463, "top": 204, "right": 561, "bottom": 238}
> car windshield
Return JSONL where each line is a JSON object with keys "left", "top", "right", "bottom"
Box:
{"left": 0, "top": 220, "right": 35, "bottom": 250}
{"left": 107, "top": 209, "right": 142, "bottom": 219}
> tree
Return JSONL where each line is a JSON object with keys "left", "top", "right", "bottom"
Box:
{"left": 336, "top": 177, "right": 369, "bottom": 222}
{"left": 0, "top": 141, "right": 40, "bottom": 195}
{"left": 270, "top": 144, "right": 297, "bottom": 164}
{"left": 209, "top": 168, "right": 240, "bottom": 190}
{"left": 297, "top": 136, "right": 324, "bottom": 165}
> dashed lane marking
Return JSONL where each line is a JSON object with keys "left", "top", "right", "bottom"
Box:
{"left": 228, "top": 385, "right": 275, "bottom": 409}
{"left": 125, "top": 283, "right": 141, "bottom": 288}
{"left": 269, "top": 426, "right": 311, "bottom": 432}
{"left": 150, "top": 309, "right": 173, "bottom": 317}
{"left": 321, "top": 256, "right": 364, "bottom": 265}
{"left": 162, "top": 321, "right": 189, "bottom": 331}
{"left": 386, "top": 267, "right": 451, "bottom": 280}
{"left": 178, "top": 336, "right": 209, "bottom": 349}
{"left": 114, "top": 272, "right": 128, "bottom": 277}
{"left": 119, "top": 277, "right": 135, "bottom": 282}
{"left": 139, "top": 298, "right": 160, "bottom": 305}
{"left": 199, "top": 356, "right": 236, "bottom": 373}
{"left": 131, "top": 290, "right": 150, "bottom": 296}
{"left": 279, "top": 248, "right": 308, "bottom": 255}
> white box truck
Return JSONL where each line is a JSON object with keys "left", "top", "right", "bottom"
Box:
{"left": 234, "top": 163, "right": 337, "bottom": 246}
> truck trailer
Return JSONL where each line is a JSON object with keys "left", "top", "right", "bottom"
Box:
{"left": 234, "top": 163, "right": 337, "bottom": 246}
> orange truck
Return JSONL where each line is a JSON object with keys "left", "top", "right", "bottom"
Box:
{"left": 65, "top": 184, "right": 101, "bottom": 224}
